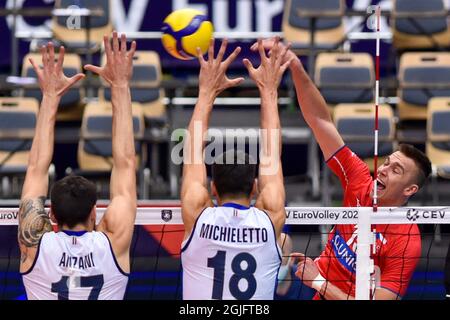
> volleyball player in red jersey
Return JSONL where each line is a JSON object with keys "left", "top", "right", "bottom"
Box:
{"left": 254, "top": 40, "right": 432, "bottom": 300}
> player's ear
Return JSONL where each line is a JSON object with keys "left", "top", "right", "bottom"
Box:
{"left": 404, "top": 184, "right": 418, "bottom": 198}
{"left": 250, "top": 180, "right": 257, "bottom": 199}
{"left": 89, "top": 205, "right": 97, "bottom": 227}
{"left": 210, "top": 181, "right": 218, "bottom": 199}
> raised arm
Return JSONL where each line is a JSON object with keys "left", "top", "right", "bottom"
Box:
{"left": 181, "top": 39, "right": 243, "bottom": 237}
{"left": 84, "top": 32, "right": 137, "bottom": 269}
{"left": 244, "top": 38, "right": 292, "bottom": 237}
{"left": 19, "top": 43, "right": 84, "bottom": 271}
{"left": 252, "top": 40, "right": 344, "bottom": 160}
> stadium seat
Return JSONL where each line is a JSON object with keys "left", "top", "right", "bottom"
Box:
{"left": 72, "top": 101, "right": 149, "bottom": 198}
{"left": 427, "top": 97, "right": 450, "bottom": 180}
{"left": 315, "top": 53, "right": 374, "bottom": 107}
{"left": 282, "top": 0, "right": 345, "bottom": 54}
{"left": 0, "top": 98, "right": 38, "bottom": 197}
{"left": 21, "top": 52, "right": 85, "bottom": 121}
{"left": 398, "top": 52, "right": 450, "bottom": 121}
{"left": 100, "top": 51, "right": 167, "bottom": 126}
{"left": 78, "top": 101, "right": 145, "bottom": 170}
{"left": 392, "top": 0, "right": 450, "bottom": 50}
{"left": 333, "top": 103, "right": 396, "bottom": 172}
{"left": 52, "top": 0, "right": 112, "bottom": 54}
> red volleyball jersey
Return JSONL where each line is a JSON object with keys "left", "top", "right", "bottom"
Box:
{"left": 314, "top": 146, "right": 421, "bottom": 299}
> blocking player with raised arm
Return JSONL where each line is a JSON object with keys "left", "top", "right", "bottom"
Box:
{"left": 254, "top": 40, "right": 431, "bottom": 300}
{"left": 181, "top": 38, "right": 292, "bottom": 300}
{"left": 19, "top": 32, "right": 137, "bottom": 300}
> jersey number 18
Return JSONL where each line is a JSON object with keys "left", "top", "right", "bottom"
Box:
{"left": 207, "top": 251, "right": 257, "bottom": 300}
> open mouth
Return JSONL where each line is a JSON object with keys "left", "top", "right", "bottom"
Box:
{"left": 377, "top": 179, "right": 386, "bottom": 191}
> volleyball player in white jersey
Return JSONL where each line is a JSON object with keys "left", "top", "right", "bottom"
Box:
{"left": 181, "top": 38, "right": 292, "bottom": 300}
{"left": 19, "top": 32, "right": 137, "bottom": 300}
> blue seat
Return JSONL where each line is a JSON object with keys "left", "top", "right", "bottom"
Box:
{"left": 282, "top": 0, "right": 345, "bottom": 53}
{"left": 426, "top": 97, "right": 450, "bottom": 204}
{"left": 334, "top": 103, "right": 395, "bottom": 172}
{"left": 22, "top": 52, "right": 85, "bottom": 121}
{"left": 398, "top": 52, "right": 450, "bottom": 121}
{"left": 100, "top": 51, "right": 167, "bottom": 125}
{"left": 0, "top": 98, "right": 39, "bottom": 197}
{"left": 78, "top": 101, "right": 145, "bottom": 171}
{"left": 427, "top": 97, "right": 450, "bottom": 178}
{"left": 83, "top": 116, "right": 142, "bottom": 157}
{"left": 315, "top": 53, "right": 374, "bottom": 106}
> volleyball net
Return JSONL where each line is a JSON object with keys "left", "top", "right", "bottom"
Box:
{"left": 0, "top": 205, "right": 449, "bottom": 300}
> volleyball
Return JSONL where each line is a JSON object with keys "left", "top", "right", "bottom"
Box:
{"left": 161, "top": 8, "right": 214, "bottom": 60}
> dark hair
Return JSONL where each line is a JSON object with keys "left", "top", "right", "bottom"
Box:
{"left": 398, "top": 144, "right": 432, "bottom": 188}
{"left": 50, "top": 176, "right": 97, "bottom": 228}
{"left": 211, "top": 150, "right": 257, "bottom": 199}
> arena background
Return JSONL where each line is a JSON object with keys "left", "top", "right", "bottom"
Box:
{"left": 0, "top": 0, "right": 449, "bottom": 300}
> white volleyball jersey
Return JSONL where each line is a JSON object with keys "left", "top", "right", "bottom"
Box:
{"left": 22, "top": 230, "right": 129, "bottom": 300}
{"left": 181, "top": 204, "right": 282, "bottom": 300}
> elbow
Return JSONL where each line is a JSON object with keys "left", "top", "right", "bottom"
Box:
{"left": 25, "top": 163, "right": 48, "bottom": 176}
{"left": 115, "top": 157, "right": 137, "bottom": 171}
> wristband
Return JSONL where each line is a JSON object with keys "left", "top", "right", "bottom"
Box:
{"left": 312, "top": 273, "right": 326, "bottom": 291}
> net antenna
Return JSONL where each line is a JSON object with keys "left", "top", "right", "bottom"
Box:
{"left": 355, "top": 5, "right": 381, "bottom": 300}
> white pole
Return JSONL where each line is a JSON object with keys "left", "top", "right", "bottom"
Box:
{"left": 355, "top": 208, "right": 373, "bottom": 299}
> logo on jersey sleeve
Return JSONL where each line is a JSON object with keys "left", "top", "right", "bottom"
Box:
{"left": 331, "top": 230, "right": 357, "bottom": 273}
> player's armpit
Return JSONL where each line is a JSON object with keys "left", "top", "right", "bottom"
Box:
{"left": 18, "top": 197, "right": 52, "bottom": 264}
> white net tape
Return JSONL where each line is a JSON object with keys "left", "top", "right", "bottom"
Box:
{"left": 1, "top": 206, "right": 449, "bottom": 225}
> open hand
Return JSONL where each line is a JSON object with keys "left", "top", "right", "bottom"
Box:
{"left": 197, "top": 39, "right": 244, "bottom": 102}
{"left": 29, "top": 43, "right": 85, "bottom": 99}
{"left": 84, "top": 31, "right": 137, "bottom": 87}
{"left": 250, "top": 38, "right": 298, "bottom": 67}
{"left": 243, "top": 37, "right": 293, "bottom": 92}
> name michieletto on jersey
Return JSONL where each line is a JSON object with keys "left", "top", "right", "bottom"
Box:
{"left": 199, "top": 223, "right": 269, "bottom": 243}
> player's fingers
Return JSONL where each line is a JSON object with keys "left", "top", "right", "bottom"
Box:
{"left": 242, "top": 58, "right": 255, "bottom": 73}
{"left": 257, "top": 38, "right": 267, "bottom": 62}
{"left": 120, "top": 33, "right": 127, "bottom": 55}
{"left": 67, "top": 73, "right": 85, "bottom": 87}
{"left": 207, "top": 38, "right": 215, "bottom": 62}
{"left": 290, "top": 252, "right": 306, "bottom": 263}
{"left": 223, "top": 46, "right": 241, "bottom": 68}
{"left": 48, "top": 42, "right": 55, "bottom": 70}
{"left": 112, "top": 31, "right": 119, "bottom": 54}
{"left": 280, "top": 57, "right": 294, "bottom": 74}
{"left": 104, "top": 35, "right": 113, "bottom": 61}
{"left": 29, "top": 58, "right": 41, "bottom": 75}
{"left": 128, "top": 41, "right": 137, "bottom": 58}
{"left": 196, "top": 47, "right": 206, "bottom": 65}
{"left": 270, "top": 36, "right": 280, "bottom": 63}
{"left": 226, "top": 76, "right": 245, "bottom": 88}
{"left": 56, "top": 46, "right": 65, "bottom": 71}
{"left": 59, "top": 73, "right": 85, "bottom": 96}
{"left": 83, "top": 64, "right": 103, "bottom": 75}
{"left": 41, "top": 44, "right": 48, "bottom": 69}
{"left": 277, "top": 42, "right": 290, "bottom": 65}
{"left": 216, "top": 38, "right": 228, "bottom": 63}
